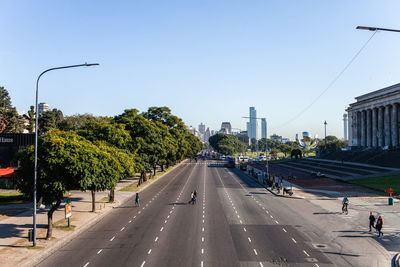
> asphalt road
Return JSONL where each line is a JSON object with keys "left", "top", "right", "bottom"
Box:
{"left": 38, "top": 160, "right": 379, "bottom": 267}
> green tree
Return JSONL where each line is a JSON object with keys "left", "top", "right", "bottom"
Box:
{"left": 58, "top": 114, "right": 98, "bottom": 131}
{"left": 0, "top": 86, "right": 22, "bottom": 133}
{"left": 38, "top": 108, "right": 64, "bottom": 134}
{"left": 25, "top": 105, "right": 35, "bottom": 133}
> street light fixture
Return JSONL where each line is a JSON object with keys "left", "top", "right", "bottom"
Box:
{"left": 33, "top": 63, "right": 99, "bottom": 246}
{"left": 356, "top": 26, "right": 400, "bottom": 33}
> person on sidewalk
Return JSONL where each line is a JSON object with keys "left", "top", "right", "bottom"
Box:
{"left": 369, "top": 212, "right": 376, "bottom": 232}
{"left": 376, "top": 215, "right": 384, "bottom": 237}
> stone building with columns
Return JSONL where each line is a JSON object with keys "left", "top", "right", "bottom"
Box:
{"left": 347, "top": 83, "right": 400, "bottom": 148}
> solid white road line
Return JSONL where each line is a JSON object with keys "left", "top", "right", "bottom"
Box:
{"left": 97, "top": 249, "right": 103, "bottom": 254}
{"left": 110, "top": 236, "right": 115, "bottom": 241}
{"left": 303, "top": 250, "right": 310, "bottom": 257}
{"left": 83, "top": 262, "right": 90, "bottom": 267}
{"left": 291, "top": 238, "right": 297, "bottom": 244}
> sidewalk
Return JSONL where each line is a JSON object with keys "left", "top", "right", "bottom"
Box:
{"left": 0, "top": 163, "right": 183, "bottom": 267}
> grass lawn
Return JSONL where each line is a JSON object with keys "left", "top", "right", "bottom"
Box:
{"left": 0, "top": 192, "right": 24, "bottom": 203}
{"left": 350, "top": 175, "right": 400, "bottom": 195}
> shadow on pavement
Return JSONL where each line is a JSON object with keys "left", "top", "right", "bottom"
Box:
{"left": 324, "top": 251, "right": 360, "bottom": 257}
{"left": 0, "top": 223, "right": 47, "bottom": 239}
{"left": 313, "top": 212, "right": 342, "bottom": 215}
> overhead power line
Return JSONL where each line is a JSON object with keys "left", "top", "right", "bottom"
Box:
{"left": 274, "top": 30, "right": 378, "bottom": 130}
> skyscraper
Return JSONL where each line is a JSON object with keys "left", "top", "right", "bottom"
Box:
{"left": 248, "top": 107, "right": 257, "bottom": 140}
{"left": 198, "top": 123, "right": 206, "bottom": 135}
{"left": 261, "top": 118, "right": 267, "bottom": 139}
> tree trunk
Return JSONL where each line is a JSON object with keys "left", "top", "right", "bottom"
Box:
{"left": 161, "top": 165, "right": 164, "bottom": 172}
{"left": 153, "top": 166, "right": 156, "bottom": 176}
{"left": 46, "top": 199, "right": 61, "bottom": 240}
{"left": 109, "top": 189, "right": 115, "bottom": 203}
{"left": 91, "top": 190, "right": 96, "bottom": 212}
{"left": 143, "top": 171, "right": 147, "bottom": 182}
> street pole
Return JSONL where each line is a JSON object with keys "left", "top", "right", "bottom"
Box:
{"left": 33, "top": 63, "right": 99, "bottom": 246}
{"left": 356, "top": 26, "right": 400, "bottom": 33}
{"left": 324, "top": 120, "right": 327, "bottom": 149}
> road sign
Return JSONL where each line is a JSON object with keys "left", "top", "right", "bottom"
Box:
{"left": 65, "top": 202, "right": 72, "bottom": 219}
{"left": 385, "top": 189, "right": 394, "bottom": 194}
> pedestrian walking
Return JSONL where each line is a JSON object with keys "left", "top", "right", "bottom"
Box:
{"left": 135, "top": 193, "right": 140, "bottom": 207}
{"left": 376, "top": 215, "right": 384, "bottom": 237}
{"left": 369, "top": 212, "right": 376, "bottom": 232}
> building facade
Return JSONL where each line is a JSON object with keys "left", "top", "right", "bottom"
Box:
{"left": 38, "top": 102, "right": 50, "bottom": 115}
{"left": 347, "top": 83, "right": 400, "bottom": 148}
{"left": 261, "top": 118, "right": 267, "bottom": 139}
{"left": 248, "top": 107, "right": 258, "bottom": 140}
{"left": 198, "top": 123, "right": 205, "bottom": 135}
{"left": 220, "top": 122, "right": 232, "bottom": 134}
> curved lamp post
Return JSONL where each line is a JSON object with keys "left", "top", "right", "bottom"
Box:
{"left": 33, "top": 63, "right": 99, "bottom": 246}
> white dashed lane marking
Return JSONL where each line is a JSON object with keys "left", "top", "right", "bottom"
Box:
{"left": 154, "top": 237, "right": 158, "bottom": 242}
{"left": 253, "top": 249, "right": 258, "bottom": 255}
{"left": 120, "top": 227, "right": 125, "bottom": 231}
{"left": 97, "top": 249, "right": 102, "bottom": 254}
{"left": 291, "top": 238, "right": 297, "bottom": 244}
{"left": 110, "top": 236, "right": 115, "bottom": 242}
{"left": 83, "top": 262, "right": 90, "bottom": 267}
{"left": 303, "top": 250, "right": 310, "bottom": 257}
{"left": 248, "top": 237, "right": 252, "bottom": 243}
{"left": 140, "top": 261, "right": 146, "bottom": 267}
{"left": 282, "top": 228, "right": 287, "bottom": 233}
{"left": 148, "top": 249, "right": 152, "bottom": 255}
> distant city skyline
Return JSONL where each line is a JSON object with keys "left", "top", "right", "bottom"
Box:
{"left": 2, "top": 1, "right": 400, "bottom": 140}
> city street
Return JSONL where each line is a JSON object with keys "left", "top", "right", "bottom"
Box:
{"left": 36, "top": 160, "right": 392, "bottom": 267}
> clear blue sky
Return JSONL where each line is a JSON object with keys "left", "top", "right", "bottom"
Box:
{"left": 1, "top": 1, "right": 400, "bottom": 140}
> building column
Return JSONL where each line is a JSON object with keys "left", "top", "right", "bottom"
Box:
{"left": 392, "top": 103, "right": 399, "bottom": 147}
{"left": 360, "top": 110, "right": 366, "bottom": 147}
{"left": 378, "top": 106, "right": 384, "bottom": 147}
{"left": 372, "top": 108, "right": 378, "bottom": 148}
{"left": 356, "top": 111, "right": 362, "bottom": 146}
{"left": 348, "top": 111, "right": 353, "bottom": 146}
{"left": 366, "top": 109, "right": 372, "bottom": 147}
{"left": 384, "top": 105, "right": 391, "bottom": 147}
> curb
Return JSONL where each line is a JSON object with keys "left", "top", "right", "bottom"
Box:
{"left": 19, "top": 161, "right": 187, "bottom": 267}
{"left": 392, "top": 253, "right": 400, "bottom": 267}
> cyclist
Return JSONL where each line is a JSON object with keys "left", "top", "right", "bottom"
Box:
{"left": 342, "top": 196, "right": 349, "bottom": 214}
{"left": 135, "top": 193, "right": 140, "bottom": 207}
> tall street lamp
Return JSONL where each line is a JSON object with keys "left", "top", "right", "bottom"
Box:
{"left": 33, "top": 63, "right": 99, "bottom": 246}
{"left": 324, "top": 120, "right": 327, "bottom": 149}
{"left": 356, "top": 26, "right": 400, "bottom": 33}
